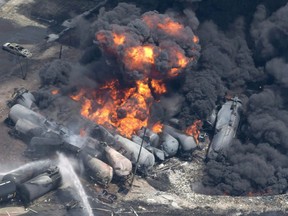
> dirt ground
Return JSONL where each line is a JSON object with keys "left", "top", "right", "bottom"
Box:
{"left": 0, "top": 0, "right": 83, "bottom": 168}
{"left": 0, "top": 1, "right": 288, "bottom": 216}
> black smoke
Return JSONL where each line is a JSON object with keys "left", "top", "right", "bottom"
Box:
{"left": 250, "top": 3, "right": 288, "bottom": 63}
{"left": 199, "top": 2, "right": 288, "bottom": 195}
{"left": 38, "top": 0, "right": 288, "bottom": 196}
{"left": 89, "top": 3, "right": 200, "bottom": 82}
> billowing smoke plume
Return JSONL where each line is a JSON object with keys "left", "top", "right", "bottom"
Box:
{"left": 180, "top": 17, "right": 263, "bottom": 122}
{"left": 38, "top": 0, "right": 288, "bottom": 196}
{"left": 39, "top": 3, "right": 201, "bottom": 138}
{"left": 92, "top": 3, "right": 200, "bottom": 82}
{"left": 201, "top": 2, "right": 288, "bottom": 195}
{"left": 251, "top": 4, "right": 288, "bottom": 63}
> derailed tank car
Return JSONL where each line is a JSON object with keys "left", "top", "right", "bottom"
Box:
{"left": 163, "top": 125, "right": 197, "bottom": 153}
{"left": 9, "top": 104, "right": 46, "bottom": 126}
{"left": 2, "top": 160, "right": 52, "bottom": 185}
{"left": 114, "top": 135, "right": 155, "bottom": 172}
{"left": 18, "top": 166, "right": 62, "bottom": 205}
{"left": 207, "top": 97, "right": 242, "bottom": 159}
{"left": 80, "top": 153, "right": 113, "bottom": 186}
{"left": 100, "top": 142, "right": 132, "bottom": 177}
{"left": 0, "top": 161, "right": 59, "bottom": 204}
{"left": 7, "top": 88, "right": 36, "bottom": 109}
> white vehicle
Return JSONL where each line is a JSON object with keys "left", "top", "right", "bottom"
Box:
{"left": 2, "top": 42, "right": 32, "bottom": 58}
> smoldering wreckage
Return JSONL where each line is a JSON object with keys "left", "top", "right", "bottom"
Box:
{"left": 1, "top": 0, "right": 288, "bottom": 215}
{"left": 1, "top": 2, "right": 205, "bottom": 208}
{"left": 0, "top": 84, "right": 242, "bottom": 207}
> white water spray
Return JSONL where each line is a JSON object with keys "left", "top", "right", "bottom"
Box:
{"left": 57, "top": 153, "right": 94, "bottom": 216}
{"left": 0, "top": 160, "right": 51, "bottom": 176}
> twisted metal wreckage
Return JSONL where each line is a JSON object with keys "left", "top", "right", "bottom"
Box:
{"left": 0, "top": 88, "right": 242, "bottom": 206}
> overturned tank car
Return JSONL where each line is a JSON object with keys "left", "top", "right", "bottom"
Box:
{"left": 6, "top": 89, "right": 132, "bottom": 186}
{"left": 18, "top": 166, "right": 62, "bottom": 205}
{"left": 207, "top": 97, "right": 242, "bottom": 159}
{"left": 0, "top": 161, "right": 61, "bottom": 205}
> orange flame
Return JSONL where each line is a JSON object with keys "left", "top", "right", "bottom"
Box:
{"left": 151, "top": 80, "right": 167, "bottom": 94}
{"left": 151, "top": 121, "right": 163, "bottom": 133}
{"left": 142, "top": 15, "right": 184, "bottom": 37}
{"left": 169, "top": 50, "right": 189, "bottom": 77}
{"left": 193, "top": 35, "right": 199, "bottom": 44}
{"left": 96, "top": 31, "right": 126, "bottom": 53}
{"left": 185, "top": 120, "right": 202, "bottom": 143}
{"left": 51, "top": 89, "right": 59, "bottom": 95}
{"left": 124, "top": 45, "right": 155, "bottom": 73}
{"left": 113, "top": 33, "right": 125, "bottom": 46}
{"left": 157, "top": 17, "right": 184, "bottom": 36}
{"left": 80, "top": 13, "right": 200, "bottom": 138}
{"left": 95, "top": 14, "right": 199, "bottom": 79}
{"left": 71, "top": 79, "right": 162, "bottom": 138}
{"left": 81, "top": 99, "right": 92, "bottom": 117}
{"left": 70, "top": 89, "right": 86, "bottom": 101}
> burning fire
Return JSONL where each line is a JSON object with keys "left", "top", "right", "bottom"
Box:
{"left": 95, "top": 13, "right": 199, "bottom": 79}
{"left": 70, "top": 89, "right": 85, "bottom": 101}
{"left": 112, "top": 33, "right": 125, "bottom": 46}
{"left": 193, "top": 36, "right": 199, "bottom": 44}
{"left": 185, "top": 120, "right": 202, "bottom": 143}
{"left": 71, "top": 79, "right": 164, "bottom": 138}
{"left": 73, "top": 12, "right": 200, "bottom": 139}
{"left": 151, "top": 121, "right": 163, "bottom": 133}
{"left": 157, "top": 18, "right": 184, "bottom": 36}
{"left": 168, "top": 49, "right": 190, "bottom": 77}
{"left": 150, "top": 79, "right": 167, "bottom": 94}
{"left": 143, "top": 15, "right": 184, "bottom": 37}
{"left": 124, "top": 45, "right": 155, "bottom": 73}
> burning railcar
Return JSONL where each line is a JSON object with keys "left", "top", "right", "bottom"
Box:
{"left": 6, "top": 88, "right": 202, "bottom": 183}
{"left": 2, "top": 4, "right": 204, "bottom": 207}
{"left": 2, "top": 2, "right": 288, "bottom": 214}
